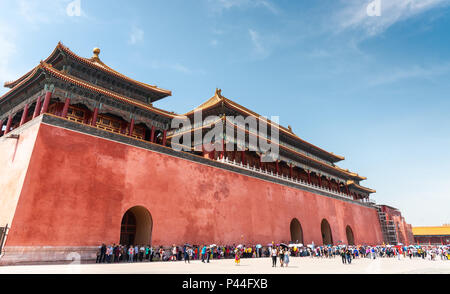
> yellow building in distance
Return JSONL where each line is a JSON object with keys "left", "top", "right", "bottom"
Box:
{"left": 412, "top": 225, "right": 450, "bottom": 245}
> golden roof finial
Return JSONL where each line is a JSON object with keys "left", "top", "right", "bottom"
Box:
{"left": 215, "top": 88, "right": 222, "bottom": 97}
{"left": 92, "top": 47, "right": 101, "bottom": 60}
{"left": 288, "top": 125, "right": 293, "bottom": 133}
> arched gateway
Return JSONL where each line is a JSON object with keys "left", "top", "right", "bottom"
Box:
{"left": 346, "top": 225, "right": 355, "bottom": 245}
{"left": 321, "top": 219, "right": 333, "bottom": 245}
{"left": 290, "top": 218, "right": 304, "bottom": 244}
{"left": 120, "top": 206, "right": 153, "bottom": 245}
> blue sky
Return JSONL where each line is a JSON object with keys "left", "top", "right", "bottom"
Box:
{"left": 1, "top": 0, "right": 449, "bottom": 226}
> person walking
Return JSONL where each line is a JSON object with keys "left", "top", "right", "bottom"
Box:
{"left": 235, "top": 248, "right": 241, "bottom": 266}
{"left": 271, "top": 246, "right": 278, "bottom": 267}
{"left": 206, "top": 246, "right": 211, "bottom": 263}
{"left": 128, "top": 245, "right": 134, "bottom": 263}
{"left": 187, "top": 247, "right": 193, "bottom": 263}
{"left": 171, "top": 245, "right": 177, "bottom": 261}
{"left": 134, "top": 245, "right": 139, "bottom": 262}
{"left": 184, "top": 245, "right": 190, "bottom": 263}
{"left": 341, "top": 247, "right": 347, "bottom": 264}
{"left": 106, "top": 244, "right": 113, "bottom": 263}
{"left": 346, "top": 248, "right": 352, "bottom": 264}
{"left": 279, "top": 247, "right": 285, "bottom": 267}
{"left": 284, "top": 249, "right": 290, "bottom": 267}
{"left": 201, "top": 245, "right": 206, "bottom": 263}
{"left": 139, "top": 245, "right": 145, "bottom": 262}
{"left": 99, "top": 243, "right": 106, "bottom": 263}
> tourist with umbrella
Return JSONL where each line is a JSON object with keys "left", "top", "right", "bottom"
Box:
{"left": 256, "top": 244, "right": 262, "bottom": 257}
{"left": 279, "top": 244, "right": 288, "bottom": 267}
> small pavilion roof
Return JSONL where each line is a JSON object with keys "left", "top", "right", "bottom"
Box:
{"left": 346, "top": 180, "right": 376, "bottom": 194}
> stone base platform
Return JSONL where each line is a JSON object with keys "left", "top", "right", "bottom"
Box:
{"left": 0, "top": 246, "right": 98, "bottom": 266}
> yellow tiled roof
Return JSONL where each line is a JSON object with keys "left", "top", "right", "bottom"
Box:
{"left": 412, "top": 226, "right": 450, "bottom": 236}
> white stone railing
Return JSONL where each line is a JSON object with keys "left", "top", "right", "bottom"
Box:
{"left": 217, "top": 157, "right": 370, "bottom": 204}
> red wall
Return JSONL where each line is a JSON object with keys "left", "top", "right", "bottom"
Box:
{"left": 6, "top": 123, "right": 383, "bottom": 247}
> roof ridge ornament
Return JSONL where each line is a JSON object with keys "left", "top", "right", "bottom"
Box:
{"left": 288, "top": 125, "right": 293, "bottom": 133}
{"left": 215, "top": 88, "right": 223, "bottom": 98}
{"left": 92, "top": 47, "right": 101, "bottom": 61}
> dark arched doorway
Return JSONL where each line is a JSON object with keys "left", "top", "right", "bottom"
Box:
{"left": 321, "top": 219, "right": 333, "bottom": 245}
{"left": 290, "top": 218, "right": 304, "bottom": 244}
{"left": 346, "top": 225, "right": 355, "bottom": 245}
{"left": 120, "top": 206, "right": 153, "bottom": 245}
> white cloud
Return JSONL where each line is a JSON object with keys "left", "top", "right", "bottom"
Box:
{"left": 308, "top": 49, "right": 332, "bottom": 58}
{"left": 334, "top": 0, "right": 450, "bottom": 38}
{"left": 0, "top": 23, "right": 19, "bottom": 95}
{"left": 249, "top": 29, "right": 269, "bottom": 58}
{"left": 149, "top": 60, "right": 205, "bottom": 75}
{"left": 210, "top": 39, "right": 219, "bottom": 47}
{"left": 129, "top": 26, "right": 144, "bottom": 45}
{"left": 368, "top": 62, "right": 450, "bottom": 86}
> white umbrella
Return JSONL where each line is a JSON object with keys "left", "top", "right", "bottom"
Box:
{"left": 256, "top": 244, "right": 262, "bottom": 248}
{"left": 210, "top": 244, "right": 217, "bottom": 247}
{"left": 288, "top": 244, "right": 296, "bottom": 248}
{"left": 237, "top": 244, "right": 243, "bottom": 248}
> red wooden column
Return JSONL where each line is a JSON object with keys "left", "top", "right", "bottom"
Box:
{"left": 150, "top": 126, "right": 155, "bottom": 142}
{"left": 162, "top": 130, "right": 167, "bottom": 146}
{"left": 19, "top": 104, "right": 29, "bottom": 126}
{"left": 128, "top": 118, "right": 135, "bottom": 136}
{"left": 233, "top": 150, "right": 237, "bottom": 162}
{"left": 4, "top": 115, "right": 13, "bottom": 135}
{"left": 276, "top": 160, "right": 279, "bottom": 174}
{"left": 32, "top": 96, "right": 43, "bottom": 119}
{"left": 40, "top": 91, "right": 52, "bottom": 115}
{"left": 345, "top": 185, "right": 350, "bottom": 195}
{"left": 289, "top": 164, "right": 293, "bottom": 178}
{"left": 61, "top": 98, "right": 71, "bottom": 118}
{"left": 91, "top": 107, "right": 99, "bottom": 127}
{"left": 318, "top": 174, "right": 322, "bottom": 187}
{"left": 337, "top": 182, "right": 341, "bottom": 193}
{"left": 307, "top": 171, "right": 311, "bottom": 184}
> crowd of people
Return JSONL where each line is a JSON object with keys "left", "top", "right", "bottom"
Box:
{"left": 95, "top": 242, "right": 450, "bottom": 265}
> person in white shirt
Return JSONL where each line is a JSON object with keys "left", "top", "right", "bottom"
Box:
{"left": 271, "top": 247, "right": 278, "bottom": 267}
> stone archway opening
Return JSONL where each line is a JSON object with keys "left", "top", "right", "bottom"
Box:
{"left": 321, "top": 219, "right": 333, "bottom": 245}
{"left": 120, "top": 206, "right": 152, "bottom": 246}
{"left": 346, "top": 225, "right": 355, "bottom": 245}
{"left": 290, "top": 218, "right": 304, "bottom": 244}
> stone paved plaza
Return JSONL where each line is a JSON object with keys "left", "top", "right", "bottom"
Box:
{"left": 0, "top": 257, "right": 449, "bottom": 274}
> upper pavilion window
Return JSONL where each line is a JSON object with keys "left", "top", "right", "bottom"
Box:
{"left": 67, "top": 106, "right": 86, "bottom": 123}
{"left": 96, "top": 114, "right": 122, "bottom": 133}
